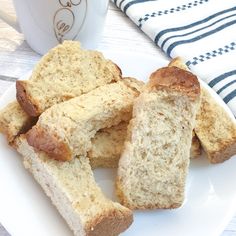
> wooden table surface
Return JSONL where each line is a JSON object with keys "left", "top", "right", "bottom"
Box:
{"left": 0, "top": 1, "right": 235, "bottom": 235}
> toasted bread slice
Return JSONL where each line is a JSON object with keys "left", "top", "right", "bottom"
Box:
{"left": 16, "top": 41, "right": 122, "bottom": 117}
{"left": 169, "top": 57, "right": 236, "bottom": 163}
{"left": 195, "top": 88, "right": 236, "bottom": 163}
{"left": 26, "top": 78, "right": 143, "bottom": 161}
{"left": 116, "top": 67, "right": 200, "bottom": 209}
{"left": 16, "top": 137, "right": 133, "bottom": 236}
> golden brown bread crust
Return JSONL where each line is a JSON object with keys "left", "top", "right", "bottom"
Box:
{"left": 148, "top": 66, "right": 200, "bottom": 101}
{"left": 26, "top": 126, "right": 72, "bottom": 161}
{"left": 85, "top": 208, "right": 133, "bottom": 236}
{"left": 16, "top": 81, "right": 40, "bottom": 117}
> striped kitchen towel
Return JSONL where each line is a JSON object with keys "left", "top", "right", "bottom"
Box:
{"left": 112, "top": 0, "right": 236, "bottom": 116}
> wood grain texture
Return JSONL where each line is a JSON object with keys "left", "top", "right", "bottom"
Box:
{"left": 0, "top": 0, "right": 235, "bottom": 236}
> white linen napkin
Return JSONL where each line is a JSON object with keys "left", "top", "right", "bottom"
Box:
{"left": 112, "top": 0, "right": 236, "bottom": 116}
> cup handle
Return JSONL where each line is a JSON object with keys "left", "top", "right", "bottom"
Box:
{"left": 0, "top": 9, "right": 21, "bottom": 33}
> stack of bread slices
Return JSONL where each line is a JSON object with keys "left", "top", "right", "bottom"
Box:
{"left": 0, "top": 41, "right": 236, "bottom": 236}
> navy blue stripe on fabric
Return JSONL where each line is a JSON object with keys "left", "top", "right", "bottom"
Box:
{"left": 123, "top": 0, "right": 157, "bottom": 14}
{"left": 114, "top": 0, "right": 118, "bottom": 6}
{"left": 161, "top": 13, "right": 236, "bottom": 49}
{"left": 209, "top": 70, "right": 236, "bottom": 87}
{"left": 119, "top": 0, "right": 126, "bottom": 8}
{"left": 154, "top": 6, "right": 236, "bottom": 45}
{"left": 166, "top": 19, "right": 236, "bottom": 56}
{"left": 223, "top": 89, "right": 236, "bottom": 103}
{"left": 217, "top": 80, "right": 236, "bottom": 94}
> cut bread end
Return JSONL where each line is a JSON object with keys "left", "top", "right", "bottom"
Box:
{"left": 16, "top": 81, "right": 41, "bottom": 117}
{"left": 148, "top": 66, "right": 200, "bottom": 101}
{"left": 26, "top": 126, "right": 72, "bottom": 161}
{"left": 84, "top": 207, "right": 133, "bottom": 236}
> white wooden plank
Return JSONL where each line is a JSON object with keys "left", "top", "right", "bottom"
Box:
{"left": 0, "top": 79, "right": 14, "bottom": 96}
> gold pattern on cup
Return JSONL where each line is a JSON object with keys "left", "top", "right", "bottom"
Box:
{"left": 53, "top": 0, "right": 86, "bottom": 43}
{"left": 54, "top": 8, "right": 75, "bottom": 43}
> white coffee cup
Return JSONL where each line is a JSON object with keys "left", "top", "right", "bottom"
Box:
{"left": 0, "top": 0, "right": 109, "bottom": 55}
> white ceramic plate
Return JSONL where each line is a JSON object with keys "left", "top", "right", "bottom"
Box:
{"left": 0, "top": 51, "right": 236, "bottom": 236}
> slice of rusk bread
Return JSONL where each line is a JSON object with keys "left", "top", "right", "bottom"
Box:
{"left": 0, "top": 101, "right": 37, "bottom": 144}
{"left": 16, "top": 41, "right": 122, "bottom": 117}
{"left": 116, "top": 67, "right": 200, "bottom": 209}
{"left": 26, "top": 78, "right": 143, "bottom": 161}
{"left": 16, "top": 137, "right": 133, "bottom": 236}
{"left": 169, "top": 57, "right": 236, "bottom": 163}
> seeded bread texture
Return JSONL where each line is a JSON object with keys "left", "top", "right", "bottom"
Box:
{"left": 116, "top": 67, "right": 200, "bottom": 209}
{"left": 169, "top": 57, "right": 236, "bottom": 163}
{"left": 26, "top": 78, "right": 142, "bottom": 161}
{"left": 0, "top": 101, "right": 37, "bottom": 144}
{"left": 16, "top": 41, "right": 122, "bottom": 117}
{"left": 16, "top": 137, "right": 133, "bottom": 236}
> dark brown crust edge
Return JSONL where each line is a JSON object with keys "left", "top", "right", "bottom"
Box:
{"left": 113, "top": 63, "right": 122, "bottom": 82}
{"left": 26, "top": 126, "right": 72, "bottom": 161}
{"left": 148, "top": 66, "right": 200, "bottom": 101}
{"left": 16, "top": 81, "right": 40, "bottom": 117}
{"left": 85, "top": 207, "right": 133, "bottom": 236}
